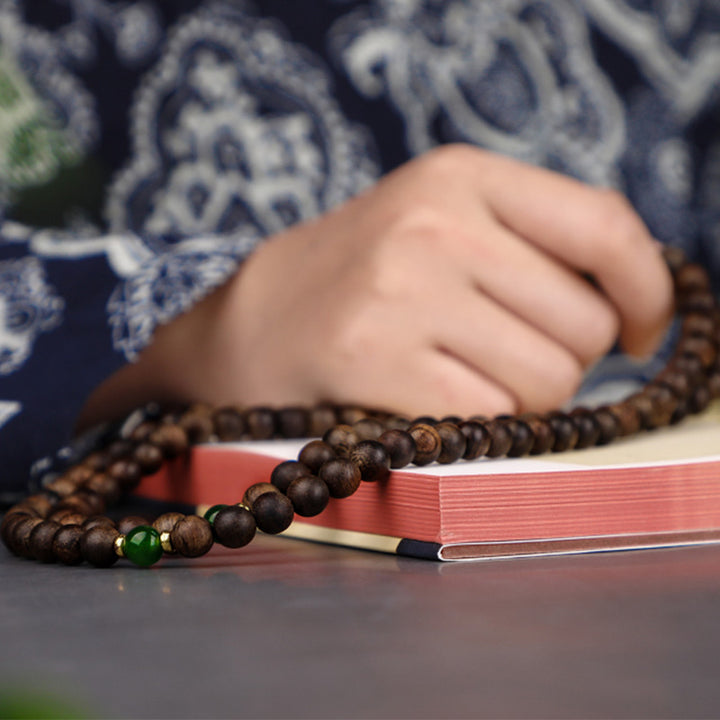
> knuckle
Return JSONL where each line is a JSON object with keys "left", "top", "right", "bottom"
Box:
{"left": 533, "top": 352, "right": 583, "bottom": 411}
{"left": 592, "top": 189, "right": 646, "bottom": 258}
{"left": 415, "top": 142, "right": 483, "bottom": 179}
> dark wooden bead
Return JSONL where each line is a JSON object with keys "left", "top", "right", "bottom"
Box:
{"left": 547, "top": 413, "right": 578, "bottom": 452}
{"left": 440, "top": 415, "right": 464, "bottom": 425}
{"left": 252, "top": 492, "right": 295, "bottom": 534}
{"left": 81, "top": 525, "right": 120, "bottom": 567}
{"left": 319, "top": 458, "right": 362, "bottom": 498}
{"left": 298, "top": 440, "right": 336, "bottom": 474}
{"left": 569, "top": 408, "right": 600, "bottom": 449}
{"left": 152, "top": 512, "right": 185, "bottom": 535}
{"left": 179, "top": 406, "right": 214, "bottom": 443}
{"left": 213, "top": 505, "right": 257, "bottom": 548}
{"left": 412, "top": 415, "right": 438, "bottom": 426}
{"left": 322, "top": 425, "right": 360, "bottom": 457}
{"left": 243, "top": 482, "right": 280, "bottom": 508}
{"left": 50, "top": 510, "right": 87, "bottom": 526}
{"left": 483, "top": 420, "right": 513, "bottom": 457}
{"left": 351, "top": 440, "right": 391, "bottom": 482}
{"left": 170, "top": 515, "right": 214, "bottom": 557}
{"left": 688, "top": 382, "right": 712, "bottom": 415}
{"left": 308, "top": 405, "right": 339, "bottom": 437}
{"left": 106, "top": 440, "right": 134, "bottom": 462}
{"left": 654, "top": 369, "right": 692, "bottom": 399}
{"left": 149, "top": 423, "right": 190, "bottom": 458}
{"left": 44, "top": 475, "right": 81, "bottom": 498}
{"left": 129, "top": 420, "right": 158, "bottom": 443}
{"left": 10, "top": 516, "right": 43, "bottom": 557}
{"left": 353, "top": 417, "right": 385, "bottom": 441}
{"left": 378, "top": 429, "right": 416, "bottom": 468}
{"left": 276, "top": 407, "right": 310, "bottom": 438}
{"left": 676, "top": 335, "right": 717, "bottom": 369}
{"left": 642, "top": 384, "right": 679, "bottom": 428}
{"left": 678, "top": 290, "right": 716, "bottom": 315}
{"left": 384, "top": 416, "right": 411, "bottom": 431}
{"left": 626, "top": 392, "right": 655, "bottom": 430}
{"left": 337, "top": 407, "right": 368, "bottom": 425}
{"left": 592, "top": 408, "right": 620, "bottom": 445}
{"left": 212, "top": 407, "right": 246, "bottom": 441}
{"left": 709, "top": 368, "right": 720, "bottom": 399}
{"left": 118, "top": 515, "right": 152, "bottom": 534}
{"left": 682, "top": 313, "right": 716, "bottom": 339}
{"left": 52, "top": 525, "right": 84, "bottom": 565}
{"left": 457, "top": 421, "right": 491, "bottom": 460}
{"left": 286, "top": 476, "right": 330, "bottom": 517}
{"left": 1, "top": 512, "right": 32, "bottom": 548}
{"left": 271, "top": 460, "right": 314, "bottom": 493}
{"left": 408, "top": 424, "right": 442, "bottom": 465}
{"left": 60, "top": 465, "right": 95, "bottom": 488}
{"left": 29, "top": 520, "right": 62, "bottom": 563}
{"left": 603, "top": 403, "right": 641, "bottom": 437}
{"left": 82, "top": 451, "right": 110, "bottom": 473}
{"left": 675, "top": 262, "right": 711, "bottom": 294}
{"left": 84, "top": 473, "right": 122, "bottom": 504}
{"left": 669, "top": 352, "right": 706, "bottom": 387}
{"left": 54, "top": 492, "right": 104, "bottom": 517}
{"left": 133, "top": 443, "right": 165, "bottom": 475}
{"left": 243, "top": 407, "right": 276, "bottom": 439}
{"left": 435, "top": 422, "right": 467, "bottom": 463}
{"left": 505, "top": 420, "right": 535, "bottom": 457}
{"left": 16, "top": 493, "right": 57, "bottom": 518}
{"left": 82, "top": 515, "right": 117, "bottom": 531}
{"left": 519, "top": 414, "right": 555, "bottom": 455}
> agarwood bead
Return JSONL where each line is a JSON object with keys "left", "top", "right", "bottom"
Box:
{"left": 384, "top": 416, "right": 411, "bottom": 431}
{"left": 16, "top": 493, "right": 56, "bottom": 518}
{"left": 82, "top": 451, "right": 109, "bottom": 473}
{"left": 50, "top": 510, "right": 87, "bottom": 526}
{"left": 484, "top": 420, "right": 513, "bottom": 458}
{"left": 604, "top": 403, "right": 641, "bottom": 437}
{"left": 84, "top": 473, "right": 121, "bottom": 504}
{"left": 458, "top": 421, "right": 491, "bottom": 459}
{"left": 593, "top": 408, "right": 620, "bottom": 445}
{"left": 52, "top": 525, "right": 84, "bottom": 565}
{"left": 643, "top": 384, "right": 679, "bottom": 428}
{"left": 243, "top": 407, "right": 276, "bottom": 439}
{"left": 1, "top": 512, "right": 32, "bottom": 547}
{"left": 440, "top": 415, "right": 464, "bottom": 425}
{"left": 243, "top": 482, "right": 280, "bottom": 508}
{"left": 106, "top": 440, "right": 134, "bottom": 462}
{"left": 44, "top": 475, "right": 81, "bottom": 498}
{"left": 118, "top": 515, "right": 152, "bottom": 535}
{"left": 29, "top": 521, "right": 62, "bottom": 563}
{"left": 107, "top": 459, "right": 143, "bottom": 491}
{"left": 10, "top": 516, "right": 43, "bottom": 557}
{"left": 252, "top": 492, "right": 295, "bottom": 534}
{"left": 308, "top": 405, "right": 339, "bottom": 437}
{"left": 323, "top": 425, "right": 359, "bottom": 456}
{"left": 129, "top": 420, "right": 158, "bottom": 443}
{"left": 81, "top": 525, "right": 120, "bottom": 567}
{"left": 569, "top": 408, "right": 600, "bottom": 450}
{"left": 170, "top": 516, "right": 214, "bottom": 557}
{"left": 286, "top": 476, "right": 330, "bottom": 517}
{"left": 213, "top": 505, "right": 257, "bottom": 548}
{"left": 276, "top": 407, "right": 310, "bottom": 438}
{"left": 669, "top": 352, "right": 706, "bottom": 387}
{"left": 350, "top": 440, "right": 391, "bottom": 482}
{"left": 353, "top": 418, "right": 385, "bottom": 441}
{"left": 675, "top": 262, "right": 710, "bottom": 294}
{"left": 655, "top": 369, "right": 692, "bottom": 399}
{"left": 412, "top": 415, "right": 438, "bottom": 426}
{"left": 271, "top": 460, "right": 313, "bottom": 493}
{"left": 378, "top": 429, "right": 416, "bottom": 468}
{"left": 503, "top": 420, "right": 533, "bottom": 457}
{"left": 688, "top": 382, "right": 712, "bottom": 414}
{"left": 150, "top": 423, "right": 189, "bottom": 458}
{"left": 298, "top": 440, "right": 336, "bottom": 474}
{"left": 676, "top": 335, "right": 717, "bottom": 368}
{"left": 520, "top": 415, "right": 555, "bottom": 455}
{"left": 678, "top": 291, "right": 716, "bottom": 315}
{"left": 82, "top": 516, "right": 117, "bottom": 532}
{"left": 708, "top": 368, "right": 720, "bottom": 398}
{"left": 153, "top": 512, "right": 185, "bottom": 535}
{"left": 435, "top": 423, "right": 467, "bottom": 464}
{"left": 337, "top": 407, "right": 368, "bottom": 425}
{"left": 682, "top": 313, "right": 716, "bottom": 339}
{"left": 60, "top": 465, "right": 95, "bottom": 487}
{"left": 179, "top": 407, "right": 214, "bottom": 443}
{"left": 54, "top": 492, "right": 103, "bottom": 518}
{"left": 547, "top": 413, "right": 578, "bottom": 452}
{"left": 212, "top": 407, "right": 246, "bottom": 441}
{"left": 318, "top": 458, "right": 362, "bottom": 498}
{"left": 133, "top": 443, "right": 165, "bottom": 475}
{"left": 408, "top": 424, "right": 442, "bottom": 465}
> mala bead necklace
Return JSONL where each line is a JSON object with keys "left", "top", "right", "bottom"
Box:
{"left": 3, "top": 247, "right": 720, "bottom": 568}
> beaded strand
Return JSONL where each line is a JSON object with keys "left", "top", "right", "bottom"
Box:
{"left": 2, "top": 247, "right": 720, "bottom": 568}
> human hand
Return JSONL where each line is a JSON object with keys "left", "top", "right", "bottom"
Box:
{"left": 81, "top": 145, "right": 673, "bottom": 424}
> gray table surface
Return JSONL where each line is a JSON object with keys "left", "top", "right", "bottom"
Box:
{"left": 2, "top": 529, "right": 720, "bottom": 719}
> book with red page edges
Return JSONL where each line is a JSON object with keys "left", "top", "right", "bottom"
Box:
{"left": 137, "top": 404, "right": 720, "bottom": 561}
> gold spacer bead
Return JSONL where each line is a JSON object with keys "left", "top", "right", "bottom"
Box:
{"left": 114, "top": 535, "right": 126, "bottom": 558}
{"left": 160, "top": 531, "right": 174, "bottom": 554}
{"left": 237, "top": 502, "right": 252, "bottom": 512}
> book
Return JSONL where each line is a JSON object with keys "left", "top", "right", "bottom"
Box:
{"left": 137, "top": 403, "right": 720, "bottom": 561}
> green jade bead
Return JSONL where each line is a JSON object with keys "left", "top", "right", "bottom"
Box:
{"left": 124, "top": 525, "right": 164, "bottom": 567}
{"left": 204, "top": 504, "right": 229, "bottom": 525}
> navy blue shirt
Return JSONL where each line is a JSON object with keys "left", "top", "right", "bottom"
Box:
{"left": 2, "top": 0, "right": 720, "bottom": 498}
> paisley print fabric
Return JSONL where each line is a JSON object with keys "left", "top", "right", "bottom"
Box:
{"left": 0, "top": 0, "right": 719, "bottom": 497}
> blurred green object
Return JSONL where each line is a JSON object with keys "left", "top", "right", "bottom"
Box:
{"left": 0, "top": 687, "right": 92, "bottom": 719}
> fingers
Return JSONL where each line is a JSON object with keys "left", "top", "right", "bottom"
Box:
{"left": 469, "top": 150, "right": 673, "bottom": 357}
